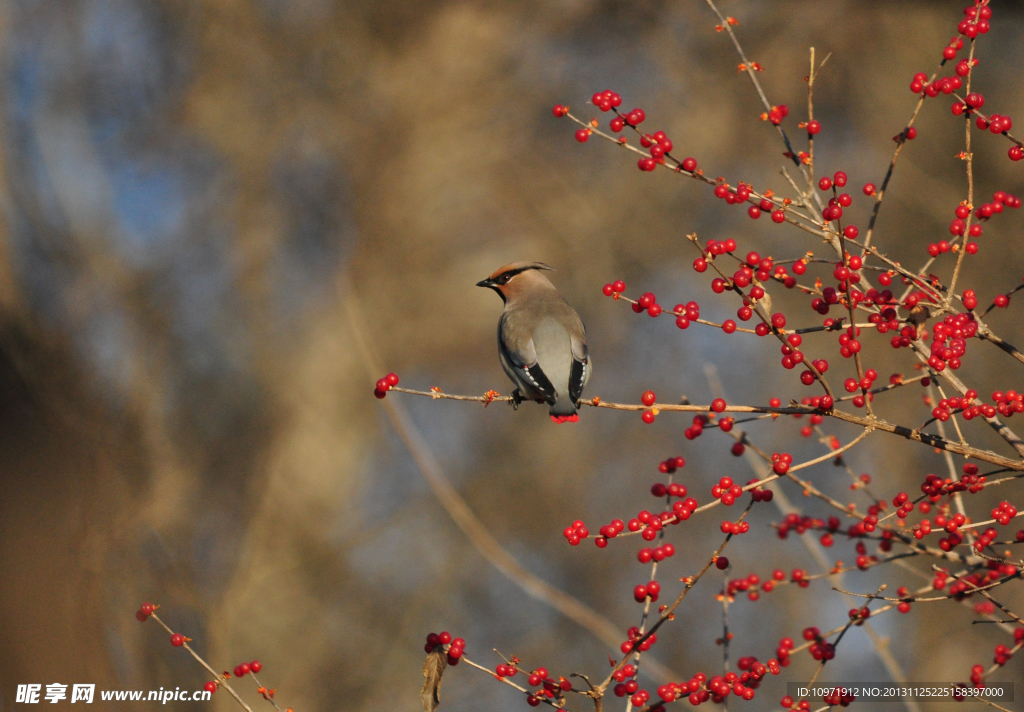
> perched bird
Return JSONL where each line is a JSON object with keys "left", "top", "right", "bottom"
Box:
{"left": 477, "top": 262, "right": 590, "bottom": 423}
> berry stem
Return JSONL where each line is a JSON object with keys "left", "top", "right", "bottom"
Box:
{"left": 147, "top": 613, "right": 256, "bottom": 712}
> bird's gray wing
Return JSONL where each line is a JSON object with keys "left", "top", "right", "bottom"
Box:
{"left": 568, "top": 353, "right": 589, "bottom": 405}
{"left": 567, "top": 316, "right": 589, "bottom": 405}
{"left": 499, "top": 312, "right": 558, "bottom": 405}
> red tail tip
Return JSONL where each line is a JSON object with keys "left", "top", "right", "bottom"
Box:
{"left": 550, "top": 414, "right": 579, "bottom": 424}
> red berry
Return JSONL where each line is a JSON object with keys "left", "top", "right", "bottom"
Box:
{"left": 552, "top": 105, "right": 568, "bottom": 117}
{"left": 171, "top": 633, "right": 185, "bottom": 647}
{"left": 818, "top": 177, "right": 832, "bottom": 191}
{"left": 771, "top": 210, "right": 785, "bottom": 223}
{"left": 716, "top": 557, "right": 730, "bottom": 570}
{"left": 250, "top": 661, "right": 262, "bottom": 673}
{"left": 807, "top": 120, "right": 821, "bottom": 135}
{"left": 863, "top": 183, "right": 876, "bottom": 196}
{"left": 682, "top": 157, "right": 697, "bottom": 172}
{"left": 204, "top": 682, "right": 217, "bottom": 694}
{"left": 712, "top": 398, "right": 727, "bottom": 413}
{"left": 385, "top": 373, "right": 400, "bottom": 387}
{"left": 641, "top": 390, "right": 656, "bottom": 406}
{"left": 575, "top": 129, "right": 589, "bottom": 143}
{"left": 642, "top": 410, "right": 656, "bottom": 424}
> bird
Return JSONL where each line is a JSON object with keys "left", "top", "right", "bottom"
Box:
{"left": 476, "top": 261, "right": 590, "bottom": 423}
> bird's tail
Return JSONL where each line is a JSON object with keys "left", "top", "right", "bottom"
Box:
{"left": 549, "top": 395, "right": 579, "bottom": 422}
{"left": 550, "top": 414, "right": 579, "bottom": 424}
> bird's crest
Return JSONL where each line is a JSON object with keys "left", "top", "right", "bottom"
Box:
{"left": 487, "top": 261, "right": 554, "bottom": 282}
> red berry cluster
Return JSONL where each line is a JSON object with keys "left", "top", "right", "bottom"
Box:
{"left": 992, "top": 643, "right": 1014, "bottom": 666}
{"left": 562, "top": 519, "right": 591, "bottom": 546}
{"left": 766, "top": 104, "right": 789, "bottom": 125}
{"left": 973, "top": 526, "right": 1000, "bottom": 552}
{"left": 711, "top": 476, "right": 743, "bottom": 506}
{"left": 424, "top": 631, "right": 465, "bottom": 665}
{"left": 612, "top": 658, "right": 781, "bottom": 707}
{"left": 633, "top": 291, "right": 663, "bottom": 316}
{"left": 374, "top": 372, "right": 400, "bottom": 398}
{"left": 770, "top": 452, "right": 792, "bottom": 474}
{"left": 822, "top": 688, "right": 857, "bottom": 707}
{"left": 232, "top": 660, "right": 262, "bottom": 678}
{"left": 674, "top": 301, "right": 701, "bottom": 329}
{"left": 720, "top": 519, "right": 750, "bottom": 535}
{"left": 957, "top": 2, "right": 992, "bottom": 38}
{"left": 601, "top": 278, "right": 627, "bottom": 297}
{"left": 658, "top": 456, "right": 686, "bottom": 474}
{"left": 949, "top": 191, "right": 1021, "bottom": 248}
{"left": 633, "top": 580, "right": 662, "bottom": 603}
{"left": 637, "top": 131, "right": 675, "bottom": 172}
{"left": 524, "top": 667, "right": 572, "bottom": 707}
{"left": 494, "top": 662, "right": 519, "bottom": 679}
{"left": 637, "top": 542, "right": 676, "bottom": 564}
{"left": 776, "top": 514, "right": 821, "bottom": 541}
{"left": 610, "top": 663, "right": 639, "bottom": 697}
{"left": 991, "top": 389, "right": 1024, "bottom": 417}
{"left": 990, "top": 500, "right": 1018, "bottom": 526}
{"left": 895, "top": 586, "right": 913, "bottom": 614}
{"left": 802, "top": 626, "right": 836, "bottom": 661}
{"left": 977, "top": 113, "right": 1013, "bottom": 134}
{"left": 925, "top": 313, "right": 977, "bottom": 372}
{"left": 135, "top": 601, "right": 156, "bottom": 622}
{"left": 726, "top": 572, "right": 763, "bottom": 600}
{"left": 685, "top": 413, "right": 712, "bottom": 440}
{"left": 909, "top": 69, "right": 962, "bottom": 97}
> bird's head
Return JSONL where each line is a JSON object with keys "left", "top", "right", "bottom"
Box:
{"left": 476, "top": 262, "right": 555, "bottom": 303}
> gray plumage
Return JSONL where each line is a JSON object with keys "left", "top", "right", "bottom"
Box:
{"left": 477, "top": 262, "right": 590, "bottom": 422}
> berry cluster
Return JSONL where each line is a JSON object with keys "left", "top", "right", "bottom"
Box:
{"left": 711, "top": 476, "right": 743, "bottom": 506}
{"left": 373, "top": 372, "right": 400, "bottom": 399}
{"left": 425, "top": 631, "right": 466, "bottom": 665}
{"left": 990, "top": 500, "right": 1018, "bottom": 526}
{"left": 231, "top": 660, "right": 262, "bottom": 679}
{"left": 522, "top": 667, "right": 572, "bottom": 707}
{"left": 135, "top": 601, "right": 156, "bottom": 622}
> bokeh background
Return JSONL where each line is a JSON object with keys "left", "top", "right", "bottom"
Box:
{"left": 1, "top": 0, "right": 1023, "bottom": 710}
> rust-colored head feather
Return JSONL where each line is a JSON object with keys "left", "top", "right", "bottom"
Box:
{"left": 476, "top": 262, "right": 555, "bottom": 302}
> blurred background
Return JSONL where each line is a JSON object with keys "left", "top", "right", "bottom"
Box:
{"left": 1, "top": 0, "right": 1023, "bottom": 710}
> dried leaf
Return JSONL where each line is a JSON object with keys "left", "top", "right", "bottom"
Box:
{"left": 421, "top": 648, "right": 447, "bottom": 712}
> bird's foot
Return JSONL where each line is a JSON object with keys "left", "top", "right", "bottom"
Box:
{"left": 510, "top": 389, "right": 523, "bottom": 410}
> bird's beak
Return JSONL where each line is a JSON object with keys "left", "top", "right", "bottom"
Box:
{"left": 476, "top": 278, "right": 494, "bottom": 288}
